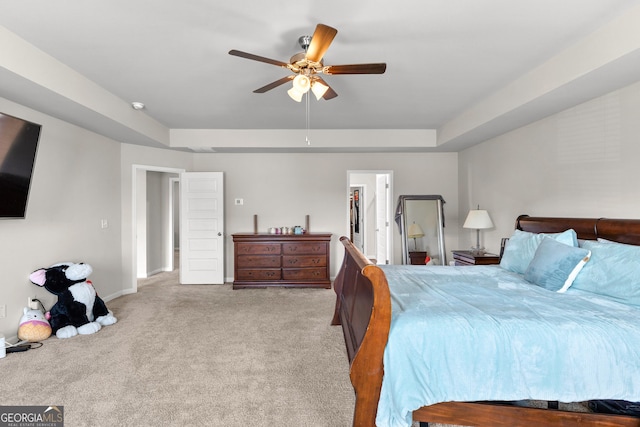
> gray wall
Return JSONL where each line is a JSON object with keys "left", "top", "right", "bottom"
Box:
{"left": 459, "top": 80, "right": 640, "bottom": 254}
{"left": 191, "top": 152, "right": 459, "bottom": 282}
{"left": 0, "top": 97, "right": 123, "bottom": 337}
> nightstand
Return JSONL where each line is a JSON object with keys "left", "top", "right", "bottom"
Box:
{"left": 452, "top": 250, "right": 500, "bottom": 266}
{"left": 409, "top": 251, "right": 428, "bottom": 265}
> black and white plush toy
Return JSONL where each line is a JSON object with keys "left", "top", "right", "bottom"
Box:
{"left": 29, "top": 262, "right": 117, "bottom": 339}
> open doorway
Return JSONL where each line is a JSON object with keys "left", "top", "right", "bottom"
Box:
{"left": 347, "top": 171, "right": 393, "bottom": 264}
{"left": 131, "top": 165, "right": 185, "bottom": 292}
{"left": 350, "top": 186, "right": 365, "bottom": 254}
{"left": 170, "top": 176, "right": 180, "bottom": 271}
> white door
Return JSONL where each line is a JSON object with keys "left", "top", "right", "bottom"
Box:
{"left": 375, "top": 174, "right": 390, "bottom": 264}
{"left": 180, "top": 172, "right": 224, "bottom": 284}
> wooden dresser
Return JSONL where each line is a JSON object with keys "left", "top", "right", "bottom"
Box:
{"left": 232, "top": 233, "right": 331, "bottom": 289}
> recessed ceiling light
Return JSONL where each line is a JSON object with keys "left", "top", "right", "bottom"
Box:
{"left": 131, "top": 102, "right": 145, "bottom": 110}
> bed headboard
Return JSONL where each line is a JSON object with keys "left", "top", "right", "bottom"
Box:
{"left": 516, "top": 215, "right": 640, "bottom": 246}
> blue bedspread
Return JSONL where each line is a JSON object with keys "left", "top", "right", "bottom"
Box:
{"left": 375, "top": 265, "right": 640, "bottom": 427}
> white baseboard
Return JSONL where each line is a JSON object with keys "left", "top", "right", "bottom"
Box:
{"left": 103, "top": 289, "right": 129, "bottom": 302}
{"left": 147, "top": 268, "right": 164, "bottom": 277}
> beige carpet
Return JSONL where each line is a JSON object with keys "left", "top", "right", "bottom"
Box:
{"left": 2, "top": 265, "right": 589, "bottom": 427}
{"left": 1, "top": 270, "right": 356, "bottom": 426}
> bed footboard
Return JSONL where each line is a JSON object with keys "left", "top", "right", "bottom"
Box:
{"left": 333, "top": 236, "right": 391, "bottom": 426}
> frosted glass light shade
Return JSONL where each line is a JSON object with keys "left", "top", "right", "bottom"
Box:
{"left": 287, "top": 87, "right": 304, "bottom": 102}
{"left": 292, "top": 74, "right": 311, "bottom": 92}
{"left": 311, "top": 81, "right": 329, "bottom": 100}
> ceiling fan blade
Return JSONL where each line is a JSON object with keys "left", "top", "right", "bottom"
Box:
{"left": 314, "top": 76, "right": 338, "bottom": 100}
{"left": 323, "top": 88, "right": 338, "bottom": 100}
{"left": 253, "top": 76, "right": 294, "bottom": 93}
{"left": 324, "top": 63, "right": 387, "bottom": 75}
{"left": 228, "top": 49, "right": 289, "bottom": 68}
{"left": 305, "top": 24, "right": 338, "bottom": 63}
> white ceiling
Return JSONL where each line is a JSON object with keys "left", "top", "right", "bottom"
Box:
{"left": 1, "top": 0, "right": 640, "bottom": 152}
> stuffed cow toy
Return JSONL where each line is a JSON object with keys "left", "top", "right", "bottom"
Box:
{"left": 29, "top": 262, "right": 117, "bottom": 339}
{"left": 18, "top": 307, "right": 52, "bottom": 342}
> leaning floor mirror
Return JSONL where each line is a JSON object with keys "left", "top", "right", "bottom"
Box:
{"left": 395, "top": 195, "right": 446, "bottom": 265}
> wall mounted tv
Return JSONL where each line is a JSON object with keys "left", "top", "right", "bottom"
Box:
{"left": 0, "top": 112, "right": 42, "bottom": 219}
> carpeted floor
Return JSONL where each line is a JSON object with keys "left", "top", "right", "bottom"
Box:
{"left": 2, "top": 263, "right": 590, "bottom": 427}
{"left": 1, "top": 269, "right": 356, "bottom": 426}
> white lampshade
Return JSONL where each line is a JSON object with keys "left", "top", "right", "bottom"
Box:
{"left": 407, "top": 223, "right": 425, "bottom": 238}
{"left": 463, "top": 210, "right": 494, "bottom": 230}
{"left": 292, "top": 74, "right": 311, "bottom": 92}
{"left": 311, "top": 81, "right": 329, "bottom": 100}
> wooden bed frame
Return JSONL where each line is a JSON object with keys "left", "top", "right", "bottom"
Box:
{"left": 332, "top": 215, "right": 640, "bottom": 427}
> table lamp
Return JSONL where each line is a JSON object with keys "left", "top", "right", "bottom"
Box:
{"left": 407, "top": 222, "right": 425, "bottom": 251}
{"left": 463, "top": 207, "right": 494, "bottom": 254}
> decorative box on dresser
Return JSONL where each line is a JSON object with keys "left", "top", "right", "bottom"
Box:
{"left": 233, "top": 233, "right": 331, "bottom": 289}
{"left": 452, "top": 250, "right": 500, "bottom": 266}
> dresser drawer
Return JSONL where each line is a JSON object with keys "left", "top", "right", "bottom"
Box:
{"left": 282, "top": 242, "right": 327, "bottom": 255}
{"left": 236, "top": 255, "right": 281, "bottom": 268}
{"left": 236, "top": 243, "right": 281, "bottom": 255}
{"left": 282, "top": 255, "right": 326, "bottom": 268}
{"left": 282, "top": 268, "right": 328, "bottom": 281}
{"left": 235, "top": 268, "right": 281, "bottom": 281}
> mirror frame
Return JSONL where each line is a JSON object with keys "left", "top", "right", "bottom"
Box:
{"left": 395, "top": 195, "right": 446, "bottom": 265}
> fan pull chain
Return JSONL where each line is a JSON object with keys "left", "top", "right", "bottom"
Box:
{"left": 306, "top": 91, "right": 311, "bottom": 145}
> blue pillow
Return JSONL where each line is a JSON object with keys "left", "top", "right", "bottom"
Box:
{"left": 500, "top": 229, "right": 578, "bottom": 274}
{"left": 572, "top": 240, "right": 640, "bottom": 306}
{"left": 524, "top": 237, "right": 591, "bottom": 292}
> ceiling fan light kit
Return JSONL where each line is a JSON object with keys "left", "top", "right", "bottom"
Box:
{"left": 229, "top": 24, "right": 386, "bottom": 102}
{"left": 287, "top": 75, "right": 329, "bottom": 102}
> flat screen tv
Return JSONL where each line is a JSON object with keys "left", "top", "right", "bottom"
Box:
{"left": 0, "top": 112, "right": 42, "bottom": 219}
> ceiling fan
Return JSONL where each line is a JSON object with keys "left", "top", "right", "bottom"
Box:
{"left": 229, "top": 24, "right": 386, "bottom": 102}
